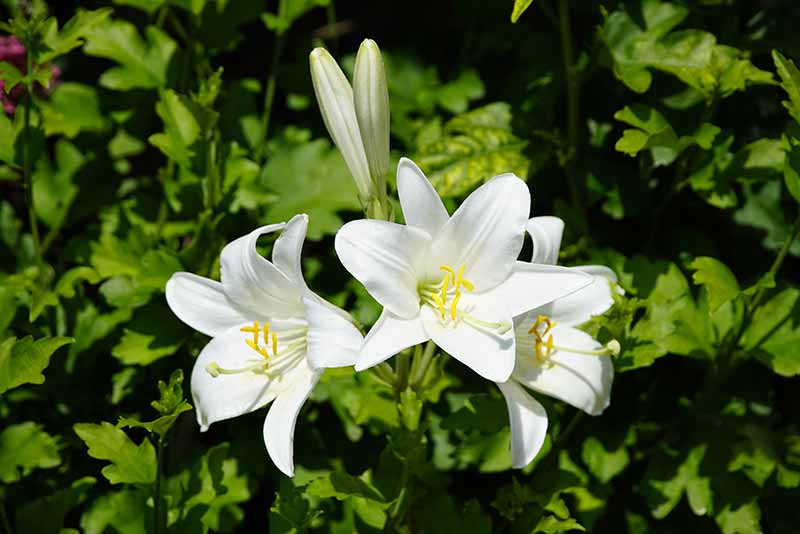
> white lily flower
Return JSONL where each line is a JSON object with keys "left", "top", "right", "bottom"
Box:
{"left": 309, "top": 47, "right": 372, "bottom": 202}
{"left": 498, "top": 216, "right": 619, "bottom": 469}
{"left": 165, "top": 214, "right": 363, "bottom": 477}
{"left": 335, "top": 158, "right": 593, "bottom": 383}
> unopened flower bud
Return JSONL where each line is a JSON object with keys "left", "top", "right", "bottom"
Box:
{"left": 353, "top": 39, "right": 390, "bottom": 187}
{"left": 309, "top": 47, "right": 372, "bottom": 202}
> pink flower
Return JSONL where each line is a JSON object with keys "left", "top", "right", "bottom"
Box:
{"left": 0, "top": 35, "right": 62, "bottom": 115}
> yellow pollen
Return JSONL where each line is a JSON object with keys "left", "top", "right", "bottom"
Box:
{"left": 441, "top": 272, "right": 450, "bottom": 304}
{"left": 240, "top": 320, "right": 277, "bottom": 361}
{"left": 529, "top": 315, "right": 556, "bottom": 361}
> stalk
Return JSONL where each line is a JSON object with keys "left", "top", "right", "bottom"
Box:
{"left": 0, "top": 498, "right": 11, "bottom": 534}
{"left": 22, "top": 46, "right": 41, "bottom": 269}
{"left": 153, "top": 437, "right": 165, "bottom": 534}
{"left": 410, "top": 341, "right": 436, "bottom": 388}
{"left": 394, "top": 351, "right": 411, "bottom": 392}
{"left": 257, "top": 0, "right": 288, "bottom": 162}
{"left": 557, "top": 0, "right": 585, "bottom": 222}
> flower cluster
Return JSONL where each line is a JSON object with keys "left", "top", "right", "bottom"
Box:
{"left": 166, "top": 40, "right": 620, "bottom": 477}
{"left": 0, "top": 35, "right": 61, "bottom": 115}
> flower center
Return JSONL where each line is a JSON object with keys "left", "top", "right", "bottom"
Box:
{"left": 205, "top": 320, "right": 308, "bottom": 378}
{"left": 418, "top": 264, "right": 510, "bottom": 334}
{"left": 528, "top": 314, "right": 620, "bottom": 366}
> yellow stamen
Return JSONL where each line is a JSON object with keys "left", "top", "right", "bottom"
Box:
{"left": 432, "top": 293, "right": 446, "bottom": 320}
{"left": 245, "top": 339, "right": 270, "bottom": 359}
{"left": 271, "top": 332, "right": 278, "bottom": 357}
{"left": 450, "top": 291, "right": 462, "bottom": 320}
{"left": 441, "top": 272, "right": 450, "bottom": 304}
{"left": 240, "top": 321, "right": 260, "bottom": 345}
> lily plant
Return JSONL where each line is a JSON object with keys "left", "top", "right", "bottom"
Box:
{"left": 165, "top": 214, "right": 363, "bottom": 476}
{"left": 334, "top": 158, "right": 594, "bottom": 383}
{"left": 499, "top": 216, "right": 620, "bottom": 468}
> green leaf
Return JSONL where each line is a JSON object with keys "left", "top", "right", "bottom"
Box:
{"left": 74, "top": 422, "right": 157, "bottom": 484}
{"left": 111, "top": 303, "right": 186, "bottom": 366}
{"left": 689, "top": 256, "right": 741, "bottom": 313}
{"left": 599, "top": 0, "right": 770, "bottom": 96}
{"left": 261, "top": 138, "right": 361, "bottom": 239}
{"left": 148, "top": 89, "right": 218, "bottom": 171}
{"left": 262, "top": 0, "right": 329, "bottom": 34}
{"left": 773, "top": 50, "right": 800, "bottom": 126}
{"left": 0, "top": 61, "right": 24, "bottom": 93}
{"left": 0, "top": 422, "right": 61, "bottom": 483}
{"left": 784, "top": 135, "right": 800, "bottom": 204}
{"left": 511, "top": 0, "right": 534, "bottom": 23}
{"left": 32, "top": 139, "right": 84, "bottom": 229}
{"left": 734, "top": 181, "right": 800, "bottom": 257}
{"left": 118, "top": 369, "right": 192, "bottom": 436}
{"left": 0, "top": 335, "right": 74, "bottom": 394}
{"left": 613, "top": 104, "right": 719, "bottom": 166}
{"left": 645, "top": 443, "right": 712, "bottom": 519}
{"left": 16, "top": 477, "right": 96, "bottom": 534}
{"left": 40, "top": 8, "right": 113, "bottom": 63}
{"left": 306, "top": 471, "right": 386, "bottom": 502}
{"left": 37, "top": 83, "right": 108, "bottom": 138}
{"left": 84, "top": 19, "right": 176, "bottom": 90}
{"left": 80, "top": 488, "right": 149, "bottom": 534}
{"left": 581, "top": 436, "right": 630, "bottom": 485}
{"left": 741, "top": 288, "right": 800, "bottom": 376}
{"left": 415, "top": 102, "right": 530, "bottom": 197}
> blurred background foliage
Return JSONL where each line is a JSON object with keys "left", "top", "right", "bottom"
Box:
{"left": 1, "top": 0, "right": 800, "bottom": 532}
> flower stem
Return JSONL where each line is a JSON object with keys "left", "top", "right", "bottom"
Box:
{"left": 394, "top": 350, "right": 411, "bottom": 392}
{"left": 557, "top": 0, "right": 585, "bottom": 222}
{"left": 257, "top": 0, "right": 288, "bottom": 163}
{"left": 23, "top": 47, "right": 41, "bottom": 269}
{"left": 411, "top": 341, "right": 436, "bottom": 389}
{"left": 153, "top": 436, "right": 165, "bottom": 534}
{"left": 750, "top": 210, "right": 800, "bottom": 311}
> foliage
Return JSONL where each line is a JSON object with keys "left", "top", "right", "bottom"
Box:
{"left": 0, "top": 1, "right": 799, "bottom": 533}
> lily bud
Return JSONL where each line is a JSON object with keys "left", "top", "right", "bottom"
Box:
{"left": 353, "top": 39, "right": 390, "bottom": 187}
{"left": 309, "top": 47, "right": 372, "bottom": 202}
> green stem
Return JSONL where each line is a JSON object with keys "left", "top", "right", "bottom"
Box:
{"left": 411, "top": 341, "right": 436, "bottom": 388}
{"left": 153, "top": 437, "right": 164, "bottom": 534}
{"left": 257, "top": 0, "right": 288, "bottom": 163}
{"left": 394, "top": 351, "right": 411, "bottom": 392}
{"left": 557, "top": 0, "right": 585, "bottom": 222}
{"left": 371, "top": 362, "right": 397, "bottom": 387}
{"left": 23, "top": 48, "right": 41, "bottom": 269}
{"left": 750, "top": 210, "right": 800, "bottom": 310}
{"left": 206, "top": 135, "right": 220, "bottom": 209}
{"left": 726, "top": 210, "right": 800, "bottom": 359}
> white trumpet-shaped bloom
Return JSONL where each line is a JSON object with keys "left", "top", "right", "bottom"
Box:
{"left": 498, "top": 216, "right": 618, "bottom": 469}
{"left": 165, "top": 214, "right": 363, "bottom": 477}
{"left": 335, "top": 158, "right": 593, "bottom": 383}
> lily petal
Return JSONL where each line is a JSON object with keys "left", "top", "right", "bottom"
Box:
{"left": 528, "top": 274, "right": 616, "bottom": 327}
{"left": 397, "top": 157, "right": 449, "bottom": 237}
{"left": 513, "top": 324, "right": 614, "bottom": 415}
{"left": 272, "top": 214, "right": 309, "bottom": 289}
{"left": 497, "top": 380, "right": 548, "bottom": 469}
{"left": 263, "top": 365, "right": 321, "bottom": 477}
{"left": 357, "top": 308, "right": 429, "bottom": 371}
{"left": 428, "top": 174, "right": 529, "bottom": 289}
{"left": 487, "top": 262, "right": 593, "bottom": 318}
{"left": 421, "top": 295, "right": 515, "bottom": 382}
{"left": 335, "top": 219, "right": 431, "bottom": 319}
{"left": 303, "top": 296, "right": 363, "bottom": 369}
{"left": 191, "top": 324, "right": 293, "bottom": 430}
{"left": 576, "top": 265, "right": 618, "bottom": 282}
{"left": 166, "top": 272, "right": 248, "bottom": 337}
{"left": 527, "top": 216, "right": 564, "bottom": 265}
{"left": 220, "top": 224, "right": 304, "bottom": 319}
